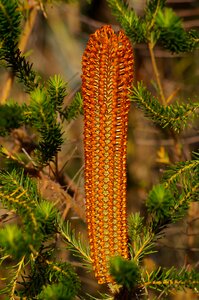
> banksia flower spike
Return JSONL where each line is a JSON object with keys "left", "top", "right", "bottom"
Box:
{"left": 82, "top": 25, "right": 134, "bottom": 284}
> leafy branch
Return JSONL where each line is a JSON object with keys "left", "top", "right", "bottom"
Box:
{"left": 163, "top": 157, "right": 199, "bottom": 189}
{"left": 131, "top": 82, "right": 199, "bottom": 132}
{"left": 59, "top": 221, "right": 92, "bottom": 268}
{"left": 142, "top": 267, "right": 199, "bottom": 295}
{"left": 107, "top": 0, "right": 146, "bottom": 43}
{"left": 62, "top": 92, "right": 83, "bottom": 122}
{"left": 128, "top": 213, "right": 157, "bottom": 263}
{"left": 28, "top": 88, "right": 63, "bottom": 165}
{"left": 107, "top": 0, "right": 199, "bottom": 53}
{"left": 0, "top": 255, "right": 26, "bottom": 299}
{"left": 0, "top": 170, "right": 38, "bottom": 230}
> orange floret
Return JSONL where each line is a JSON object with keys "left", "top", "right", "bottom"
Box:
{"left": 82, "top": 25, "right": 134, "bottom": 284}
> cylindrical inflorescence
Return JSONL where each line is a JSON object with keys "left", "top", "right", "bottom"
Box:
{"left": 82, "top": 25, "right": 134, "bottom": 284}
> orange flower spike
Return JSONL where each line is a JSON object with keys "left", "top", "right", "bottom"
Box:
{"left": 82, "top": 25, "right": 134, "bottom": 284}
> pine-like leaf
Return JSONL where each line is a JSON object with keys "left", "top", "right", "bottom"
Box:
{"left": 1, "top": 46, "right": 40, "bottom": 92}
{"left": 0, "top": 225, "right": 29, "bottom": 260}
{"left": 155, "top": 8, "right": 199, "bottom": 53}
{"left": 35, "top": 200, "right": 59, "bottom": 235}
{"left": 142, "top": 267, "right": 199, "bottom": 295}
{"left": 0, "top": 0, "right": 41, "bottom": 92}
{"left": 47, "top": 75, "right": 67, "bottom": 111}
{"left": 0, "top": 169, "right": 38, "bottom": 230}
{"left": 144, "top": 0, "right": 166, "bottom": 34}
{"left": 146, "top": 161, "right": 199, "bottom": 226}
{"left": 107, "top": 0, "right": 146, "bottom": 43}
{"left": 62, "top": 92, "right": 83, "bottom": 121}
{"left": 161, "top": 155, "right": 199, "bottom": 222}
{"left": 29, "top": 88, "right": 63, "bottom": 164}
{"left": 145, "top": 0, "right": 166, "bottom": 15}
{"left": 59, "top": 221, "right": 91, "bottom": 267}
{"left": 37, "top": 281, "right": 79, "bottom": 300}
{"left": 110, "top": 256, "right": 140, "bottom": 290}
{"left": 128, "top": 213, "right": 157, "bottom": 262}
{"left": 146, "top": 184, "right": 175, "bottom": 220}
{"left": 131, "top": 82, "right": 199, "bottom": 132}
{"left": 0, "top": 102, "right": 25, "bottom": 136}
{"left": 0, "top": 0, "right": 21, "bottom": 47}
{"left": 163, "top": 157, "right": 199, "bottom": 189}
{"left": 20, "top": 255, "right": 80, "bottom": 299}
{"left": 0, "top": 255, "right": 26, "bottom": 298}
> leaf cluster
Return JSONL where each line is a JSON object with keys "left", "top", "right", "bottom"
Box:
{"left": 59, "top": 221, "right": 92, "bottom": 268}
{"left": 0, "top": 0, "right": 21, "bottom": 48}
{"left": 131, "top": 82, "right": 199, "bottom": 132}
{"left": 20, "top": 256, "right": 80, "bottom": 299}
{"left": 107, "top": 0, "right": 199, "bottom": 52}
{"left": 0, "top": 0, "right": 40, "bottom": 91}
{"left": 110, "top": 256, "right": 140, "bottom": 290}
{"left": 0, "top": 169, "right": 84, "bottom": 299}
{"left": 143, "top": 266, "right": 199, "bottom": 296}
{"left": 0, "top": 1, "right": 82, "bottom": 167}
{"left": 0, "top": 102, "right": 25, "bottom": 136}
{"left": 62, "top": 92, "right": 83, "bottom": 121}
{"left": 0, "top": 4, "right": 85, "bottom": 296}
{"left": 155, "top": 8, "right": 199, "bottom": 53}
{"left": 128, "top": 213, "right": 157, "bottom": 263}
{"left": 28, "top": 87, "right": 64, "bottom": 165}
{"left": 145, "top": 152, "right": 199, "bottom": 230}
{"left": 107, "top": 0, "right": 146, "bottom": 43}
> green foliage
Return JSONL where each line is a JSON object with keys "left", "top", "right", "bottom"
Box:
{"left": 29, "top": 88, "right": 63, "bottom": 165}
{"left": 0, "top": 0, "right": 21, "bottom": 48}
{"left": 47, "top": 75, "right": 67, "bottom": 111}
{"left": 59, "top": 221, "right": 92, "bottom": 267}
{"left": 145, "top": 0, "right": 166, "bottom": 15}
{"left": 131, "top": 82, "right": 199, "bottom": 132}
{"left": 0, "top": 255, "right": 26, "bottom": 298}
{"left": 0, "top": 102, "right": 25, "bottom": 136}
{"left": 143, "top": 267, "right": 199, "bottom": 295}
{"left": 20, "top": 254, "right": 80, "bottom": 299}
{"left": 146, "top": 184, "right": 175, "bottom": 223}
{"left": 128, "top": 213, "right": 156, "bottom": 262}
{"left": 107, "top": 0, "right": 146, "bottom": 43}
{"left": 146, "top": 154, "right": 199, "bottom": 226}
{"left": 1, "top": 45, "right": 41, "bottom": 92}
{"left": 107, "top": 0, "right": 199, "bottom": 52}
{"left": 63, "top": 92, "right": 83, "bottom": 121}
{"left": 144, "top": 0, "right": 166, "bottom": 36}
{"left": 38, "top": 282, "right": 78, "bottom": 300}
{"left": 164, "top": 158, "right": 199, "bottom": 222}
{"left": 0, "top": 224, "right": 30, "bottom": 259}
{"left": 35, "top": 200, "right": 59, "bottom": 235}
{"left": 0, "top": 169, "right": 38, "bottom": 230}
{"left": 155, "top": 8, "right": 199, "bottom": 52}
{"left": 163, "top": 155, "right": 199, "bottom": 189}
{"left": 0, "top": 169, "right": 82, "bottom": 298}
{"left": 0, "top": 1, "right": 40, "bottom": 91}
{"left": 110, "top": 256, "right": 140, "bottom": 290}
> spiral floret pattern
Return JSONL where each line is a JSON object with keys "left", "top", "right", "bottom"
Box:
{"left": 82, "top": 25, "right": 134, "bottom": 284}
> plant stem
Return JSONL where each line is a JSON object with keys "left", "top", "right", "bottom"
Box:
{"left": 148, "top": 42, "right": 183, "bottom": 163}
{"left": 148, "top": 42, "right": 166, "bottom": 106}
